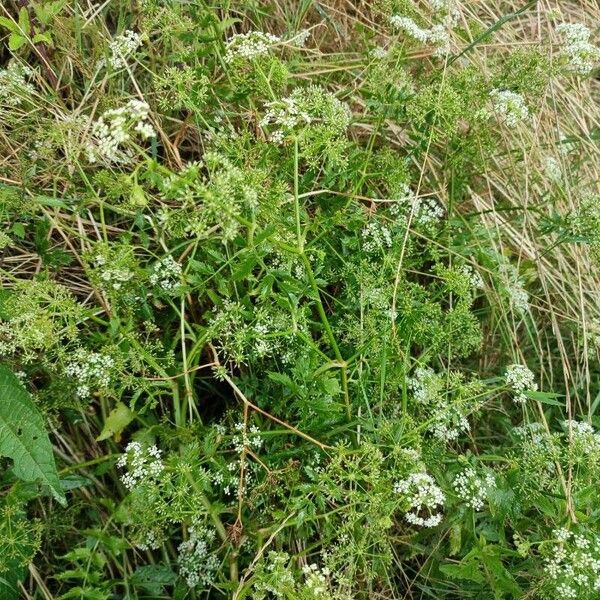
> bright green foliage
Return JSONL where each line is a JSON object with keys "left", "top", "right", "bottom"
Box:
{"left": 0, "top": 365, "right": 65, "bottom": 505}
{"left": 0, "top": 0, "right": 599, "bottom": 598}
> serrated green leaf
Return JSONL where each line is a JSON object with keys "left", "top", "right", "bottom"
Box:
{"left": 0, "top": 365, "right": 65, "bottom": 506}
{"left": 8, "top": 33, "right": 26, "bottom": 51}
{"left": 0, "top": 17, "right": 18, "bottom": 33}
{"left": 32, "top": 32, "right": 53, "bottom": 46}
{"left": 130, "top": 564, "right": 176, "bottom": 594}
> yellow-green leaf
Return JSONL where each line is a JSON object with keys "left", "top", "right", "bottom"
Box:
{"left": 97, "top": 402, "right": 135, "bottom": 442}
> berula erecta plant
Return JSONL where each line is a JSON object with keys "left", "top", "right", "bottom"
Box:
{"left": 0, "top": 0, "right": 599, "bottom": 598}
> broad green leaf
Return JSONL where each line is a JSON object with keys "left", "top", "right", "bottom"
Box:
{"left": 130, "top": 564, "right": 176, "bottom": 594}
{"left": 8, "top": 33, "right": 26, "bottom": 51}
{"left": 0, "top": 365, "right": 66, "bottom": 505}
{"left": 96, "top": 402, "right": 134, "bottom": 441}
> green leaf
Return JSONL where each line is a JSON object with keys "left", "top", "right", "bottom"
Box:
{"left": 232, "top": 250, "right": 259, "bottom": 281}
{"left": 96, "top": 402, "right": 135, "bottom": 442}
{"left": 449, "top": 523, "right": 462, "bottom": 556}
{"left": 439, "top": 561, "right": 484, "bottom": 583}
{"left": 8, "top": 33, "right": 26, "bottom": 51}
{"left": 10, "top": 223, "right": 25, "bottom": 239}
{"left": 524, "top": 390, "right": 564, "bottom": 406}
{"left": 18, "top": 8, "right": 30, "bottom": 35}
{"left": 32, "top": 32, "right": 53, "bottom": 46}
{"left": 0, "top": 365, "right": 66, "bottom": 506}
{"left": 267, "top": 371, "right": 300, "bottom": 395}
{"left": 216, "top": 17, "right": 241, "bottom": 33}
{"left": 130, "top": 564, "right": 176, "bottom": 594}
{"left": 0, "top": 17, "right": 19, "bottom": 34}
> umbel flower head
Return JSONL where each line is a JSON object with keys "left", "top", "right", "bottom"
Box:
{"left": 505, "top": 364, "right": 537, "bottom": 404}
{"left": 117, "top": 442, "right": 164, "bottom": 490}
{"left": 556, "top": 23, "right": 600, "bottom": 75}
{"left": 453, "top": 467, "right": 495, "bottom": 510}
{"left": 86, "top": 99, "right": 155, "bottom": 164}
{"left": 394, "top": 471, "right": 445, "bottom": 527}
{"left": 489, "top": 89, "right": 529, "bottom": 127}
{"left": 224, "top": 31, "right": 281, "bottom": 63}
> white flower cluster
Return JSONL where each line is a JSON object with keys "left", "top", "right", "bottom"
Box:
{"left": 219, "top": 458, "right": 259, "bottom": 497}
{"left": 513, "top": 422, "right": 549, "bottom": 445}
{"left": 102, "top": 30, "right": 143, "bottom": 70}
{"left": 460, "top": 265, "right": 485, "bottom": 290}
{"left": 394, "top": 471, "right": 445, "bottom": 527}
{"left": 391, "top": 185, "right": 445, "bottom": 226}
{"left": 543, "top": 528, "right": 600, "bottom": 598}
{"left": 563, "top": 420, "right": 596, "bottom": 437}
{"left": 101, "top": 267, "right": 134, "bottom": 290}
{"left": 86, "top": 99, "right": 155, "bottom": 164}
{"left": 224, "top": 31, "right": 281, "bottom": 63}
{"left": 260, "top": 93, "right": 311, "bottom": 144}
{"left": 556, "top": 23, "right": 600, "bottom": 75}
{"left": 232, "top": 422, "right": 264, "bottom": 453}
{"left": 0, "top": 62, "right": 34, "bottom": 108}
{"left": 559, "top": 131, "right": 577, "bottom": 156}
{"left": 361, "top": 221, "right": 392, "bottom": 253}
{"left": 408, "top": 367, "right": 471, "bottom": 441}
{"left": 428, "top": 0, "right": 460, "bottom": 26}
{"left": 390, "top": 16, "right": 451, "bottom": 57}
{"left": 302, "top": 563, "right": 333, "bottom": 598}
{"left": 65, "top": 349, "right": 115, "bottom": 398}
{"left": 149, "top": 255, "right": 182, "bottom": 293}
{"left": 178, "top": 519, "right": 219, "bottom": 587}
{"left": 291, "top": 29, "right": 311, "bottom": 48}
{"left": 117, "top": 441, "right": 164, "bottom": 490}
{"left": 562, "top": 420, "right": 600, "bottom": 459}
{"left": 489, "top": 89, "right": 529, "bottom": 128}
{"left": 431, "top": 411, "right": 470, "bottom": 442}
{"left": 498, "top": 263, "right": 529, "bottom": 313}
{"left": 453, "top": 467, "right": 495, "bottom": 510}
{"left": 135, "top": 528, "right": 163, "bottom": 551}
{"left": 409, "top": 366, "right": 444, "bottom": 404}
{"left": 371, "top": 46, "right": 389, "bottom": 59}
{"left": 544, "top": 156, "right": 563, "bottom": 183}
{"left": 259, "top": 86, "right": 351, "bottom": 145}
{"left": 505, "top": 364, "right": 537, "bottom": 404}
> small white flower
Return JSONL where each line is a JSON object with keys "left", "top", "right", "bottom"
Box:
{"left": 0, "top": 62, "right": 35, "bottom": 108}
{"left": 544, "top": 156, "right": 562, "bottom": 183}
{"left": 117, "top": 442, "right": 164, "bottom": 490}
{"left": 291, "top": 29, "right": 311, "bottom": 48}
{"left": 86, "top": 99, "right": 155, "bottom": 164}
{"left": 394, "top": 471, "right": 445, "bottom": 528}
{"left": 453, "top": 467, "right": 495, "bottom": 510}
{"left": 505, "top": 364, "right": 537, "bottom": 404}
{"left": 149, "top": 255, "right": 183, "bottom": 294}
{"left": 65, "top": 349, "right": 115, "bottom": 398}
{"left": 390, "top": 15, "right": 452, "bottom": 56}
{"left": 102, "top": 30, "right": 143, "bottom": 70}
{"left": 556, "top": 23, "right": 600, "bottom": 75}
{"left": 224, "top": 31, "right": 281, "bottom": 63}
{"left": 178, "top": 518, "right": 219, "bottom": 587}
{"left": 361, "top": 221, "right": 392, "bottom": 253}
{"left": 490, "top": 89, "right": 529, "bottom": 127}
{"left": 390, "top": 185, "right": 444, "bottom": 226}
